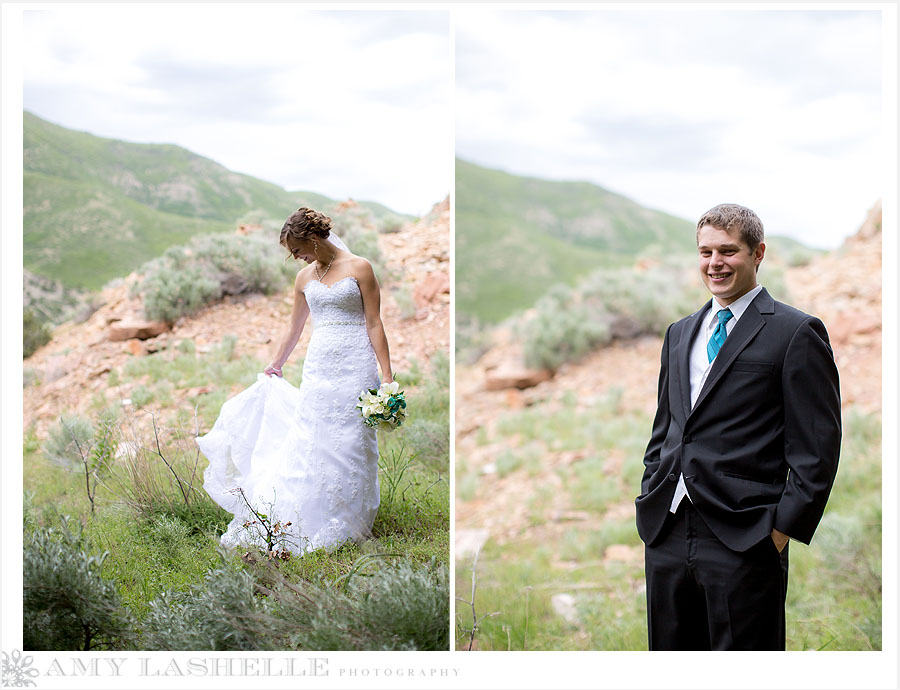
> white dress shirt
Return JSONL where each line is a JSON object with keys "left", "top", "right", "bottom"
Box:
{"left": 669, "top": 284, "right": 764, "bottom": 513}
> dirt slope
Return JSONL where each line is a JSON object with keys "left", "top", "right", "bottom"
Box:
{"left": 24, "top": 198, "right": 449, "bottom": 439}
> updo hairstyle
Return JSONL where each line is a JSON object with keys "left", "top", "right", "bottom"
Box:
{"left": 279, "top": 207, "right": 332, "bottom": 248}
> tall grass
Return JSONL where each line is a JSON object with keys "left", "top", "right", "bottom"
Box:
{"left": 24, "top": 335, "right": 450, "bottom": 650}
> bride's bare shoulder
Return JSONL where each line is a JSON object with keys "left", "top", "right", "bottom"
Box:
{"left": 347, "top": 254, "right": 373, "bottom": 271}
{"left": 348, "top": 255, "right": 377, "bottom": 282}
{"left": 294, "top": 264, "right": 316, "bottom": 292}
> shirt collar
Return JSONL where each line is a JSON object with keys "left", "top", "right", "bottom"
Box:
{"left": 707, "top": 284, "right": 763, "bottom": 328}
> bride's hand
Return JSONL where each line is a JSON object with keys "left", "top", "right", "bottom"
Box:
{"left": 264, "top": 364, "right": 283, "bottom": 378}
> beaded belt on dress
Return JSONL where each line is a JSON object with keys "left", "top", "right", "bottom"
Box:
{"left": 316, "top": 320, "right": 366, "bottom": 327}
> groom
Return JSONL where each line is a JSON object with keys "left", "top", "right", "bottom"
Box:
{"left": 634, "top": 203, "right": 841, "bottom": 650}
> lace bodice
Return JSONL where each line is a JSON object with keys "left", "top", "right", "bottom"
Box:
{"left": 304, "top": 276, "right": 366, "bottom": 325}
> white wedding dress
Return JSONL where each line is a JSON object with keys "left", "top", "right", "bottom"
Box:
{"left": 197, "top": 274, "right": 381, "bottom": 555}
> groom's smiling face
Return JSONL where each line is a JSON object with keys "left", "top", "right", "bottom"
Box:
{"left": 697, "top": 224, "right": 765, "bottom": 306}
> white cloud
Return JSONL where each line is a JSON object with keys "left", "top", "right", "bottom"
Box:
{"left": 23, "top": 6, "right": 451, "bottom": 215}
{"left": 456, "top": 9, "right": 883, "bottom": 248}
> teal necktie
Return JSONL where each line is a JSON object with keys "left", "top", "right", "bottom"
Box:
{"left": 707, "top": 308, "right": 734, "bottom": 362}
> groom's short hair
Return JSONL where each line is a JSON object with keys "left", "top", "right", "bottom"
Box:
{"left": 696, "top": 204, "right": 765, "bottom": 251}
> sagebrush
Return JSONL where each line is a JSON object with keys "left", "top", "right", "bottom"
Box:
{"left": 23, "top": 517, "right": 133, "bottom": 651}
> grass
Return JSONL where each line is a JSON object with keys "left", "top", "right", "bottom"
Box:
{"left": 24, "top": 333, "right": 449, "bottom": 650}
{"left": 455, "top": 399, "right": 882, "bottom": 651}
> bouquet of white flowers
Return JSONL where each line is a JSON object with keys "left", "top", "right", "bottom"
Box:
{"left": 357, "top": 381, "right": 408, "bottom": 431}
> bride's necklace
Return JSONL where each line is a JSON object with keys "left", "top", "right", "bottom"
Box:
{"left": 314, "top": 251, "right": 336, "bottom": 282}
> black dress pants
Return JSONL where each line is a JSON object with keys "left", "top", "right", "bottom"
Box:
{"left": 644, "top": 500, "right": 789, "bottom": 650}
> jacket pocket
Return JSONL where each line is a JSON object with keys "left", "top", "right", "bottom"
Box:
{"left": 719, "top": 470, "right": 779, "bottom": 485}
{"left": 730, "top": 360, "right": 775, "bottom": 373}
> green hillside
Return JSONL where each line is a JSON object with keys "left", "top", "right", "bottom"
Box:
{"left": 455, "top": 158, "right": 696, "bottom": 323}
{"left": 23, "top": 112, "right": 407, "bottom": 290}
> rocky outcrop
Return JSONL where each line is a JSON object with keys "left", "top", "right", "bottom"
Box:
{"left": 414, "top": 271, "right": 451, "bottom": 308}
{"left": 785, "top": 200, "right": 882, "bottom": 412}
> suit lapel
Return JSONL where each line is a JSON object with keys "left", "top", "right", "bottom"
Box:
{"left": 674, "top": 302, "right": 710, "bottom": 421}
{"left": 688, "top": 288, "right": 774, "bottom": 419}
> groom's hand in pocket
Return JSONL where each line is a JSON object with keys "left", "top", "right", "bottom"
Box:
{"left": 771, "top": 528, "right": 789, "bottom": 553}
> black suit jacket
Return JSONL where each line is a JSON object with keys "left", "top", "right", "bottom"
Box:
{"left": 635, "top": 288, "right": 841, "bottom": 552}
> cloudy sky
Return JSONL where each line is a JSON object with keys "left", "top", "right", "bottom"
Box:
{"left": 23, "top": 7, "right": 451, "bottom": 216}
{"left": 456, "top": 9, "right": 883, "bottom": 249}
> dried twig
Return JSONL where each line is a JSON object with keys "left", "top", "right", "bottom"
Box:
{"left": 60, "top": 416, "right": 96, "bottom": 515}
{"left": 455, "top": 547, "right": 499, "bottom": 651}
{"left": 148, "top": 410, "right": 189, "bottom": 505}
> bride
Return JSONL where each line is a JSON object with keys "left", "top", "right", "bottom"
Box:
{"left": 198, "top": 207, "right": 394, "bottom": 555}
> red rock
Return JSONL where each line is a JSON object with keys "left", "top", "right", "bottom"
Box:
{"left": 109, "top": 319, "right": 170, "bottom": 341}
{"left": 505, "top": 388, "right": 524, "bottom": 409}
{"left": 413, "top": 271, "right": 451, "bottom": 307}
{"left": 828, "top": 311, "right": 881, "bottom": 346}
{"left": 485, "top": 364, "right": 553, "bottom": 391}
{"left": 126, "top": 339, "right": 146, "bottom": 356}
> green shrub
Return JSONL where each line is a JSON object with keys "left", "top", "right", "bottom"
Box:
{"left": 214, "top": 333, "right": 238, "bottom": 361}
{"left": 758, "top": 261, "right": 790, "bottom": 302}
{"left": 133, "top": 233, "right": 294, "bottom": 322}
{"left": 455, "top": 313, "right": 493, "bottom": 365}
{"left": 140, "top": 554, "right": 449, "bottom": 651}
{"left": 23, "top": 516, "right": 132, "bottom": 650}
{"left": 129, "top": 384, "right": 154, "bottom": 409}
{"left": 401, "top": 418, "right": 449, "bottom": 469}
{"left": 520, "top": 282, "right": 612, "bottom": 370}
{"left": 395, "top": 358, "right": 423, "bottom": 387}
{"left": 393, "top": 286, "right": 417, "bottom": 320}
{"left": 23, "top": 367, "right": 40, "bottom": 388}
{"left": 23, "top": 307, "right": 52, "bottom": 358}
{"left": 429, "top": 349, "right": 450, "bottom": 389}
{"left": 141, "top": 557, "right": 285, "bottom": 651}
{"left": 89, "top": 408, "right": 119, "bottom": 477}
{"left": 281, "top": 557, "right": 450, "bottom": 650}
{"left": 378, "top": 214, "right": 405, "bottom": 234}
{"left": 43, "top": 414, "right": 94, "bottom": 470}
{"left": 139, "top": 265, "right": 221, "bottom": 322}
{"left": 518, "top": 260, "right": 705, "bottom": 370}
{"left": 328, "top": 557, "right": 449, "bottom": 650}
